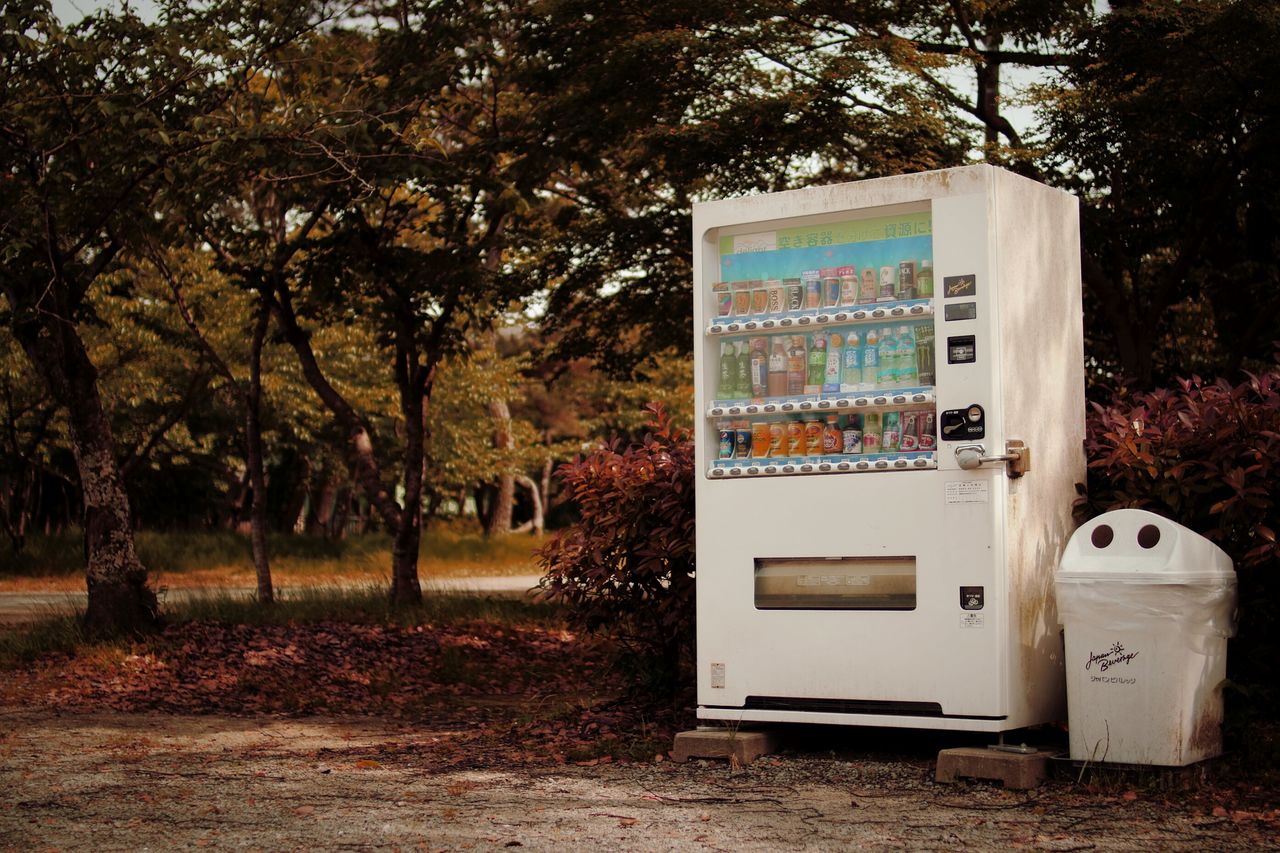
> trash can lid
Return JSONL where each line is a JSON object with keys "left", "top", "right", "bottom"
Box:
{"left": 1058, "top": 508, "right": 1235, "bottom": 582}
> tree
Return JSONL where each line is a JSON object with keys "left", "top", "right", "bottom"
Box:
{"left": 1039, "top": 0, "right": 1280, "bottom": 387}
{"left": 0, "top": 1, "right": 220, "bottom": 632}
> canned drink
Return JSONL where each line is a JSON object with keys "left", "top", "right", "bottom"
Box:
{"left": 766, "top": 279, "right": 785, "bottom": 313}
{"left": 783, "top": 278, "right": 805, "bottom": 311}
{"left": 785, "top": 420, "right": 805, "bottom": 456}
{"left": 820, "top": 267, "right": 841, "bottom": 308}
{"left": 732, "top": 282, "right": 752, "bottom": 316}
{"left": 718, "top": 424, "right": 735, "bottom": 459}
{"left": 750, "top": 287, "right": 769, "bottom": 315}
{"left": 735, "top": 425, "right": 753, "bottom": 458}
{"left": 919, "top": 412, "right": 937, "bottom": 450}
{"left": 878, "top": 266, "right": 896, "bottom": 301}
{"left": 716, "top": 290, "right": 733, "bottom": 317}
{"left": 898, "top": 260, "right": 916, "bottom": 300}
{"left": 838, "top": 265, "right": 859, "bottom": 306}
{"left": 768, "top": 422, "right": 786, "bottom": 456}
{"left": 916, "top": 327, "right": 936, "bottom": 385}
{"left": 751, "top": 422, "right": 771, "bottom": 457}
{"left": 859, "top": 268, "right": 878, "bottom": 304}
{"left": 803, "top": 419, "right": 824, "bottom": 455}
{"left": 900, "top": 411, "right": 919, "bottom": 450}
{"left": 803, "top": 271, "right": 822, "bottom": 309}
{"left": 882, "top": 411, "right": 901, "bottom": 451}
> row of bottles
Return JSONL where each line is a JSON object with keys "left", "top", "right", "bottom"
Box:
{"left": 713, "top": 261, "right": 934, "bottom": 319}
{"left": 717, "top": 324, "right": 935, "bottom": 400}
{"left": 717, "top": 410, "right": 936, "bottom": 460}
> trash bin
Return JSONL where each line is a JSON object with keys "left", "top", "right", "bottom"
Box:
{"left": 1056, "top": 509, "right": 1236, "bottom": 766}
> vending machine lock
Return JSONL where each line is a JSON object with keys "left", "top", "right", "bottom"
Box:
{"left": 955, "top": 440, "right": 1030, "bottom": 478}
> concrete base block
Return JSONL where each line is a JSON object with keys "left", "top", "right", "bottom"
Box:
{"left": 671, "top": 729, "right": 778, "bottom": 766}
{"left": 935, "top": 747, "right": 1049, "bottom": 790}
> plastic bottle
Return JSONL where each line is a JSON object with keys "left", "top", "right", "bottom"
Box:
{"left": 823, "top": 332, "right": 843, "bottom": 394}
{"left": 767, "top": 337, "right": 788, "bottom": 397}
{"left": 786, "top": 336, "right": 807, "bottom": 395}
{"left": 822, "top": 415, "right": 842, "bottom": 454}
{"left": 862, "top": 327, "right": 880, "bottom": 389}
{"left": 735, "top": 341, "right": 751, "bottom": 398}
{"left": 718, "top": 341, "right": 737, "bottom": 399}
{"left": 862, "top": 412, "right": 883, "bottom": 454}
{"left": 916, "top": 259, "right": 934, "bottom": 299}
{"left": 877, "top": 326, "right": 897, "bottom": 388}
{"left": 749, "top": 337, "right": 769, "bottom": 398}
{"left": 842, "top": 329, "right": 861, "bottom": 392}
{"left": 896, "top": 325, "right": 917, "bottom": 387}
{"left": 806, "top": 334, "right": 826, "bottom": 394}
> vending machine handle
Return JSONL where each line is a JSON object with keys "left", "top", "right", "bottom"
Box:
{"left": 955, "top": 441, "right": 1030, "bottom": 478}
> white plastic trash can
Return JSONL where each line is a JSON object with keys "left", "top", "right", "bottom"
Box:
{"left": 1056, "top": 509, "right": 1236, "bottom": 766}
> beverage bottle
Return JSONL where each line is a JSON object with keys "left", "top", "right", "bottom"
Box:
{"left": 862, "top": 411, "right": 883, "bottom": 453}
{"left": 787, "top": 336, "right": 807, "bottom": 395}
{"left": 877, "top": 326, "right": 897, "bottom": 388}
{"left": 749, "top": 337, "right": 769, "bottom": 398}
{"left": 806, "top": 334, "right": 826, "bottom": 394}
{"left": 823, "top": 332, "right": 843, "bottom": 394}
{"left": 916, "top": 259, "right": 934, "bottom": 298}
{"left": 896, "top": 325, "right": 917, "bottom": 387}
{"left": 897, "top": 261, "right": 916, "bottom": 300}
{"left": 882, "top": 411, "right": 901, "bottom": 451}
{"left": 842, "top": 329, "right": 861, "bottom": 392}
{"left": 767, "top": 337, "right": 788, "bottom": 397}
{"left": 861, "top": 327, "right": 880, "bottom": 389}
{"left": 735, "top": 340, "right": 751, "bottom": 397}
{"left": 841, "top": 414, "right": 863, "bottom": 454}
{"left": 915, "top": 324, "right": 935, "bottom": 385}
{"left": 718, "top": 341, "right": 737, "bottom": 399}
{"left": 822, "top": 415, "right": 841, "bottom": 454}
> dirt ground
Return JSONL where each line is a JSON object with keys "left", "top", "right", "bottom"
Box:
{"left": 2, "top": 710, "right": 1276, "bottom": 852}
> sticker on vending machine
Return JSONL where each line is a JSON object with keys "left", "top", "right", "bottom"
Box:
{"left": 710, "top": 662, "right": 726, "bottom": 688}
{"left": 960, "top": 612, "right": 985, "bottom": 629}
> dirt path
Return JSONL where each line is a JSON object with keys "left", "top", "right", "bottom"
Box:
{"left": 2, "top": 710, "right": 1275, "bottom": 851}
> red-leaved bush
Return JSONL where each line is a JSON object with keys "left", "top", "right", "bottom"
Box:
{"left": 1080, "top": 358, "right": 1280, "bottom": 700}
{"left": 537, "top": 403, "right": 695, "bottom": 693}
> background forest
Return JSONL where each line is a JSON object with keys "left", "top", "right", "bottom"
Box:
{"left": 1, "top": 0, "right": 1276, "bottom": 636}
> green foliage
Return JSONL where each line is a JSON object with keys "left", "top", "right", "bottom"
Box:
{"left": 1080, "top": 357, "right": 1280, "bottom": 709}
{"left": 537, "top": 404, "right": 695, "bottom": 694}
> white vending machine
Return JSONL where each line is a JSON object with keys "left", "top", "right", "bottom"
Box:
{"left": 693, "top": 165, "right": 1084, "bottom": 732}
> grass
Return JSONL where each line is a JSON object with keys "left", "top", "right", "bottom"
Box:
{"left": 0, "top": 524, "right": 550, "bottom": 590}
{"left": 0, "top": 584, "right": 568, "bottom": 668}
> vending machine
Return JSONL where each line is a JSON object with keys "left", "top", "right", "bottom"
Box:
{"left": 693, "top": 165, "right": 1084, "bottom": 732}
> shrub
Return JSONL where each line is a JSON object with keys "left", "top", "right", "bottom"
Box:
{"left": 1080, "top": 357, "right": 1280, "bottom": 709}
{"left": 537, "top": 403, "right": 695, "bottom": 695}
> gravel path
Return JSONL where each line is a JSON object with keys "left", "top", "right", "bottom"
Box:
{"left": 2, "top": 710, "right": 1275, "bottom": 851}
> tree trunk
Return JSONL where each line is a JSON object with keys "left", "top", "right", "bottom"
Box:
{"left": 15, "top": 317, "right": 156, "bottom": 636}
{"left": 390, "top": 372, "right": 425, "bottom": 605}
{"left": 245, "top": 307, "right": 274, "bottom": 604}
{"left": 514, "top": 473, "right": 543, "bottom": 536}
{"left": 485, "top": 398, "right": 515, "bottom": 537}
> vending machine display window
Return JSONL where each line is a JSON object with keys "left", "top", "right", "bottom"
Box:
{"left": 706, "top": 208, "right": 938, "bottom": 478}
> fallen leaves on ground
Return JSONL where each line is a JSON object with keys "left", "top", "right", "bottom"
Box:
{"left": 0, "top": 619, "right": 683, "bottom": 769}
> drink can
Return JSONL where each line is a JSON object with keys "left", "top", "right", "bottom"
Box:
{"left": 900, "top": 411, "right": 919, "bottom": 451}
{"left": 716, "top": 290, "right": 733, "bottom": 317}
{"left": 803, "top": 274, "right": 822, "bottom": 309}
{"left": 882, "top": 411, "right": 901, "bottom": 451}
{"left": 752, "top": 421, "right": 771, "bottom": 457}
{"left": 783, "top": 278, "right": 805, "bottom": 311}
{"left": 803, "top": 419, "right": 824, "bottom": 455}
{"left": 766, "top": 279, "right": 785, "bottom": 313}
{"left": 820, "top": 267, "right": 841, "bottom": 308}
{"left": 785, "top": 420, "right": 805, "bottom": 456}
{"left": 859, "top": 268, "right": 878, "bottom": 304}
{"left": 718, "top": 425, "right": 735, "bottom": 459}
{"left": 735, "top": 425, "right": 752, "bottom": 458}
{"left": 838, "top": 265, "right": 859, "bottom": 306}
{"left": 919, "top": 412, "right": 937, "bottom": 450}
{"left": 750, "top": 286, "right": 769, "bottom": 315}
{"left": 916, "top": 332, "right": 935, "bottom": 386}
{"left": 732, "top": 282, "right": 751, "bottom": 316}
{"left": 768, "top": 422, "right": 786, "bottom": 456}
{"left": 898, "top": 260, "right": 916, "bottom": 300}
{"left": 842, "top": 414, "right": 863, "bottom": 454}
{"left": 878, "top": 266, "right": 896, "bottom": 301}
